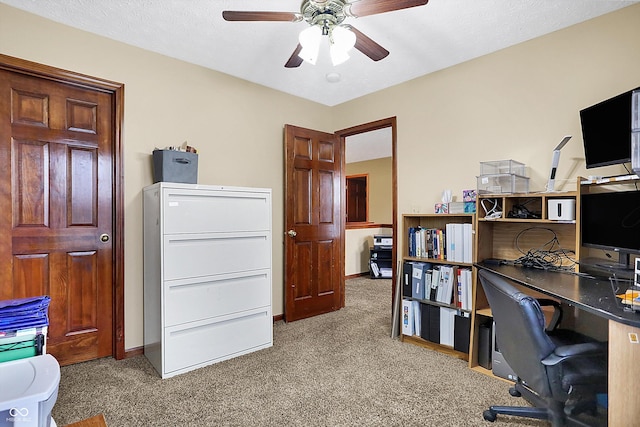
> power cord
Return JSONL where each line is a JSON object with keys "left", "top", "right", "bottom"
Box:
{"left": 507, "top": 199, "right": 541, "bottom": 219}
{"left": 481, "top": 198, "right": 502, "bottom": 219}
{"left": 512, "top": 227, "right": 577, "bottom": 272}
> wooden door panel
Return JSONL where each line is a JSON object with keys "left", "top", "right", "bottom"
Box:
{"left": 12, "top": 139, "right": 49, "bottom": 226}
{"left": 10, "top": 88, "right": 49, "bottom": 127}
{"left": 292, "top": 242, "right": 312, "bottom": 300}
{"left": 319, "top": 170, "right": 334, "bottom": 223}
{"left": 66, "top": 99, "right": 98, "bottom": 134}
{"left": 317, "top": 240, "right": 335, "bottom": 295}
{"left": 11, "top": 254, "right": 49, "bottom": 299}
{"left": 294, "top": 167, "right": 312, "bottom": 224}
{"left": 67, "top": 250, "right": 98, "bottom": 334}
{"left": 69, "top": 146, "right": 98, "bottom": 226}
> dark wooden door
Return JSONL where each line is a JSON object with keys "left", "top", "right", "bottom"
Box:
{"left": 0, "top": 69, "right": 114, "bottom": 365}
{"left": 346, "top": 175, "right": 367, "bottom": 222}
{"left": 284, "top": 125, "right": 343, "bottom": 321}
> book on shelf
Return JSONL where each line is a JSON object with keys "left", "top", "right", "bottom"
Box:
{"left": 408, "top": 223, "right": 473, "bottom": 263}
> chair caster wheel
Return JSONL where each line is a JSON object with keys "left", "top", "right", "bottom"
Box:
{"left": 509, "top": 387, "right": 521, "bottom": 397}
{"left": 483, "top": 409, "right": 497, "bottom": 422}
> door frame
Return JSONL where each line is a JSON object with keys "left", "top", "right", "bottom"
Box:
{"left": 0, "top": 54, "right": 126, "bottom": 360}
{"left": 336, "top": 117, "right": 397, "bottom": 307}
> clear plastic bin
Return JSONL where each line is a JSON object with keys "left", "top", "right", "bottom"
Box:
{"left": 480, "top": 160, "right": 526, "bottom": 176}
{"left": 477, "top": 173, "right": 529, "bottom": 194}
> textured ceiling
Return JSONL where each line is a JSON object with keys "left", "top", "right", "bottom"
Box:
{"left": 2, "top": 0, "right": 637, "bottom": 107}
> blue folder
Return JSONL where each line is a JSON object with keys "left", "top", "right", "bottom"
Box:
{"left": 0, "top": 296, "right": 51, "bottom": 331}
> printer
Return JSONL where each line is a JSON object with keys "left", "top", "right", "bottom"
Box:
{"left": 373, "top": 235, "right": 393, "bottom": 249}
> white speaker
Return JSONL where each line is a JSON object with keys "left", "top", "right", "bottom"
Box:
{"left": 548, "top": 199, "right": 575, "bottom": 221}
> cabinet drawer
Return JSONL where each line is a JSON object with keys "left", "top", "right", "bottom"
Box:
{"left": 164, "top": 308, "right": 272, "bottom": 374}
{"left": 164, "top": 270, "right": 271, "bottom": 327}
{"left": 163, "top": 188, "right": 270, "bottom": 234}
{"left": 163, "top": 232, "right": 270, "bottom": 280}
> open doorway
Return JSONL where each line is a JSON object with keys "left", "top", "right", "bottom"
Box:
{"left": 338, "top": 118, "right": 397, "bottom": 294}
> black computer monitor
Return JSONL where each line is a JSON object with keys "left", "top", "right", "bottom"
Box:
{"left": 580, "top": 87, "right": 638, "bottom": 169}
{"left": 581, "top": 189, "right": 640, "bottom": 269}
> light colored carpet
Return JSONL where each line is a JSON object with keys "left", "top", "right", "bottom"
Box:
{"left": 52, "top": 277, "right": 543, "bottom": 426}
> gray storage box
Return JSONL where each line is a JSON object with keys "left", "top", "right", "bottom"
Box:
{"left": 153, "top": 150, "right": 198, "bottom": 184}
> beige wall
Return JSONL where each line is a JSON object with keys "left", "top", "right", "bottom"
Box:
{"left": 346, "top": 157, "right": 393, "bottom": 224}
{"left": 0, "top": 4, "right": 333, "bottom": 350}
{"left": 2, "top": 3, "right": 640, "bottom": 351}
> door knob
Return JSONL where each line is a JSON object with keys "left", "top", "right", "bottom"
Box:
{"left": 286, "top": 229, "right": 297, "bottom": 238}
{"left": 100, "top": 233, "right": 110, "bottom": 243}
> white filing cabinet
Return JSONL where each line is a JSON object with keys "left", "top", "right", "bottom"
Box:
{"left": 143, "top": 182, "right": 272, "bottom": 378}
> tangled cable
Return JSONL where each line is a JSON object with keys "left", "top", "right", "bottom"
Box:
{"left": 512, "top": 227, "right": 577, "bottom": 272}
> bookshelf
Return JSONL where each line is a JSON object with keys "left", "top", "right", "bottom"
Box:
{"left": 469, "top": 188, "right": 579, "bottom": 377}
{"left": 400, "top": 214, "right": 475, "bottom": 361}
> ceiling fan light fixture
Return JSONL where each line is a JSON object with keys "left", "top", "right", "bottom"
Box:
{"left": 329, "top": 25, "right": 355, "bottom": 66}
{"left": 329, "top": 44, "right": 350, "bottom": 66}
{"left": 331, "top": 25, "right": 355, "bottom": 50}
{"left": 298, "top": 25, "right": 322, "bottom": 64}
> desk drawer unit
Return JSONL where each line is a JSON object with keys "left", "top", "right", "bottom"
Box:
{"left": 143, "top": 183, "right": 273, "bottom": 379}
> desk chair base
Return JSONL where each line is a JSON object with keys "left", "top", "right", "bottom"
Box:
{"left": 483, "top": 382, "right": 602, "bottom": 427}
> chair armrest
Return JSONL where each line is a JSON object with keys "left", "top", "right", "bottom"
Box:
{"left": 541, "top": 341, "right": 607, "bottom": 366}
{"left": 537, "top": 298, "right": 562, "bottom": 331}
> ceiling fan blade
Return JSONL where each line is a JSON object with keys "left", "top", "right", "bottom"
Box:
{"left": 347, "top": 0, "right": 429, "bottom": 18}
{"left": 222, "top": 11, "right": 301, "bottom": 22}
{"left": 345, "top": 26, "right": 389, "bottom": 61}
{"left": 285, "top": 44, "right": 304, "bottom": 68}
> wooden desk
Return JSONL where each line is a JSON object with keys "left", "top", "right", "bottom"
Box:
{"left": 476, "top": 263, "right": 640, "bottom": 425}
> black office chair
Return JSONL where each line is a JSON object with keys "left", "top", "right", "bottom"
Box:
{"left": 478, "top": 269, "right": 608, "bottom": 427}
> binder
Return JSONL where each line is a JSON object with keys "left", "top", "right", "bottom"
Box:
{"left": 428, "top": 304, "right": 440, "bottom": 343}
{"left": 411, "top": 262, "right": 426, "bottom": 299}
{"left": 402, "top": 262, "right": 413, "bottom": 297}
{"left": 419, "top": 303, "right": 431, "bottom": 341}
{"left": 440, "top": 307, "right": 456, "bottom": 347}
{"left": 454, "top": 312, "right": 471, "bottom": 353}
{"left": 401, "top": 299, "right": 415, "bottom": 336}
{"left": 462, "top": 223, "right": 473, "bottom": 263}
{"left": 412, "top": 301, "right": 421, "bottom": 336}
{"left": 429, "top": 267, "right": 440, "bottom": 301}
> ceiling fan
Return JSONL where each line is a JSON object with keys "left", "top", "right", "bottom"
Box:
{"left": 222, "top": 0, "right": 429, "bottom": 68}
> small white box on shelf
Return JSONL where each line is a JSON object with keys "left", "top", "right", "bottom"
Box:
{"left": 477, "top": 174, "right": 529, "bottom": 194}
{"left": 548, "top": 199, "right": 575, "bottom": 221}
{"left": 480, "top": 160, "right": 526, "bottom": 176}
